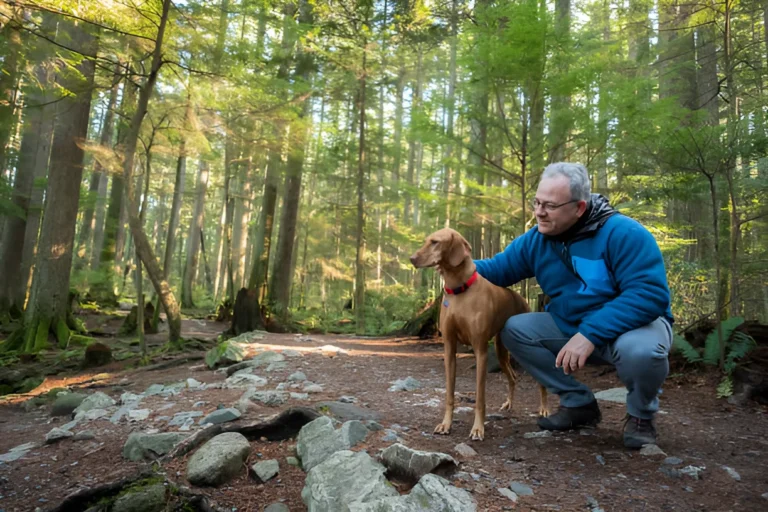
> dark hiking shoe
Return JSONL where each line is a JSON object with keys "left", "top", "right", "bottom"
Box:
{"left": 623, "top": 414, "right": 657, "bottom": 449}
{"left": 537, "top": 400, "right": 601, "bottom": 431}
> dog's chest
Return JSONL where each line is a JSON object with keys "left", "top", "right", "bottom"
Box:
{"left": 440, "top": 294, "right": 487, "bottom": 345}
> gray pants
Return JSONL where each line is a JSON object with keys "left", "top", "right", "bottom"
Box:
{"left": 501, "top": 313, "right": 673, "bottom": 419}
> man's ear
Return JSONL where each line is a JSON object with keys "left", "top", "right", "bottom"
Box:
{"left": 447, "top": 233, "right": 471, "bottom": 267}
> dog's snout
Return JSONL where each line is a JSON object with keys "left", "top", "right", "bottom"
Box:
{"left": 409, "top": 254, "right": 418, "bottom": 266}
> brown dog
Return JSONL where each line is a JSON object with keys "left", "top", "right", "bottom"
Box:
{"left": 410, "top": 228, "right": 549, "bottom": 441}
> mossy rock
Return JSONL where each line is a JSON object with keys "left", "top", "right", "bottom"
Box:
{"left": 17, "top": 375, "right": 44, "bottom": 393}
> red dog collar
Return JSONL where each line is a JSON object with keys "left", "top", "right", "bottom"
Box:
{"left": 444, "top": 271, "right": 479, "bottom": 295}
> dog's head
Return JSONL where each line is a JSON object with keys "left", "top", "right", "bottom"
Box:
{"left": 409, "top": 228, "right": 472, "bottom": 269}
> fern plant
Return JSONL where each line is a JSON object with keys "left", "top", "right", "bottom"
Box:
{"left": 671, "top": 317, "right": 756, "bottom": 398}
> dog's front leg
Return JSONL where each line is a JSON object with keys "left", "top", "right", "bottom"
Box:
{"left": 435, "top": 334, "right": 457, "bottom": 436}
{"left": 470, "top": 347, "right": 487, "bottom": 441}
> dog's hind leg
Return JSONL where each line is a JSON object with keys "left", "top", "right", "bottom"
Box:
{"left": 496, "top": 334, "right": 518, "bottom": 412}
{"left": 538, "top": 384, "right": 550, "bottom": 417}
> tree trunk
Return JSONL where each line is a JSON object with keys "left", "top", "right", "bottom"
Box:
{"left": 269, "top": 1, "right": 315, "bottom": 319}
{"left": 120, "top": 0, "right": 182, "bottom": 343}
{"left": 392, "top": 64, "right": 405, "bottom": 208}
{"left": 182, "top": 160, "right": 210, "bottom": 308}
{"left": 355, "top": 45, "right": 368, "bottom": 335}
{"left": 0, "top": 7, "right": 22, "bottom": 176}
{"left": 0, "top": 26, "right": 55, "bottom": 316}
{"left": 21, "top": 21, "right": 97, "bottom": 352}
{"left": 75, "top": 72, "right": 120, "bottom": 271}
{"left": 549, "top": 0, "right": 571, "bottom": 162}
{"left": 442, "top": 0, "right": 458, "bottom": 227}
{"left": 249, "top": 4, "right": 299, "bottom": 298}
{"left": 404, "top": 48, "right": 423, "bottom": 225}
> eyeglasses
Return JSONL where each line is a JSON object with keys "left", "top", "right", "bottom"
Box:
{"left": 531, "top": 198, "right": 580, "bottom": 212}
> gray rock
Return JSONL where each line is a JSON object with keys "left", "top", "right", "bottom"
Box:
{"left": 252, "top": 459, "right": 279, "bottom": 482}
{"left": 187, "top": 378, "right": 203, "bottom": 389}
{"left": 265, "top": 504, "right": 290, "bottom": 512}
{"left": 75, "top": 408, "right": 110, "bottom": 421}
{"left": 111, "top": 483, "right": 166, "bottom": 512}
{"left": 51, "top": 393, "right": 87, "bottom": 417}
{"left": 301, "top": 450, "right": 398, "bottom": 511}
{"left": 73, "top": 431, "right": 95, "bottom": 441}
{"left": 523, "top": 431, "right": 552, "bottom": 439}
{"left": 123, "top": 432, "right": 188, "bottom": 461}
{"left": 381, "top": 430, "right": 401, "bottom": 443}
{"left": 225, "top": 373, "right": 268, "bottom": 389}
{"left": 498, "top": 488, "right": 518, "bottom": 502}
{"left": 316, "top": 401, "right": 381, "bottom": 422}
{"left": 365, "top": 421, "right": 384, "bottom": 431}
{"left": 45, "top": 427, "right": 74, "bottom": 444}
{"left": 593, "top": 387, "right": 627, "bottom": 404}
{"left": 73, "top": 392, "right": 115, "bottom": 415}
{"left": 680, "top": 465, "right": 705, "bottom": 480}
{"left": 639, "top": 444, "right": 666, "bottom": 457}
{"left": 250, "top": 390, "right": 289, "bottom": 406}
{"left": 120, "top": 392, "right": 144, "bottom": 404}
{"left": 110, "top": 401, "right": 142, "bottom": 424}
{"left": 663, "top": 457, "right": 683, "bottom": 465}
{"left": 388, "top": 377, "right": 422, "bottom": 392}
{"left": 722, "top": 466, "right": 741, "bottom": 481}
{"left": 187, "top": 432, "right": 251, "bottom": 487}
{"left": 762, "top": 492, "right": 768, "bottom": 500}
{"left": 304, "top": 383, "right": 324, "bottom": 393}
{"left": 339, "top": 395, "right": 358, "bottom": 403}
{"left": 296, "top": 416, "right": 347, "bottom": 471}
{"left": 340, "top": 420, "right": 369, "bottom": 447}
{"left": 224, "top": 361, "right": 259, "bottom": 376}
{"left": 509, "top": 481, "right": 534, "bottom": 496}
{"left": 128, "top": 409, "right": 150, "bottom": 422}
{"left": 596, "top": 455, "right": 606, "bottom": 465}
{"left": 453, "top": 443, "right": 477, "bottom": 458}
{"left": 201, "top": 408, "right": 241, "bottom": 425}
{"left": 290, "top": 392, "right": 309, "bottom": 400}
{"left": 251, "top": 351, "right": 286, "bottom": 366}
{"left": 586, "top": 495, "right": 605, "bottom": 512}
{"left": 288, "top": 371, "right": 307, "bottom": 382}
{"left": 144, "top": 384, "right": 166, "bottom": 396}
{"left": 266, "top": 362, "right": 289, "bottom": 372}
{"left": 350, "top": 473, "right": 476, "bottom": 512}
{"left": 379, "top": 443, "right": 457, "bottom": 482}
{"left": 286, "top": 456, "right": 300, "bottom": 466}
{"left": 169, "top": 411, "right": 203, "bottom": 427}
{"left": 658, "top": 467, "right": 682, "bottom": 479}
{"left": 0, "top": 442, "right": 38, "bottom": 463}
{"left": 282, "top": 349, "right": 303, "bottom": 357}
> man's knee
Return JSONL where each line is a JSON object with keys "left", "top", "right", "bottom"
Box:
{"left": 613, "top": 327, "right": 670, "bottom": 373}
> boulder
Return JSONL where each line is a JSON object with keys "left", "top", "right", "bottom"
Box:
{"left": 186, "top": 432, "right": 251, "bottom": 486}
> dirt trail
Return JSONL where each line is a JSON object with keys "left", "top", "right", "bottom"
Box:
{"left": 1, "top": 322, "right": 767, "bottom": 511}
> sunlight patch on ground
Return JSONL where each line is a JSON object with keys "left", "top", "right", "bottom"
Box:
{"left": 0, "top": 372, "right": 114, "bottom": 405}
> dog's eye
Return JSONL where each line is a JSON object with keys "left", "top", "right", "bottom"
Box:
{"left": 430, "top": 240, "right": 438, "bottom": 245}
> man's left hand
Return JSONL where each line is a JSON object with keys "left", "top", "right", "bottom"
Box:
{"left": 556, "top": 333, "right": 595, "bottom": 375}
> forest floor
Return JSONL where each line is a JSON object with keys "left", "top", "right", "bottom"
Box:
{"left": 1, "top": 312, "right": 767, "bottom": 512}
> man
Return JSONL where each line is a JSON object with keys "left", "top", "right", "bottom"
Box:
{"left": 474, "top": 162, "right": 674, "bottom": 448}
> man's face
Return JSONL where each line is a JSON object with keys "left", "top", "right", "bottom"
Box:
{"left": 534, "top": 176, "right": 587, "bottom": 236}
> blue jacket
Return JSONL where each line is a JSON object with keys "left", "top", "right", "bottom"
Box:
{"left": 474, "top": 195, "right": 674, "bottom": 346}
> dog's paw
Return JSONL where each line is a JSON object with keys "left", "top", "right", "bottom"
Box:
{"left": 469, "top": 426, "right": 484, "bottom": 441}
{"left": 499, "top": 399, "right": 512, "bottom": 411}
{"left": 539, "top": 406, "right": 550, "bottom": 417}
{"left": 434, "top": 423, "right": 452, "bottom": 435}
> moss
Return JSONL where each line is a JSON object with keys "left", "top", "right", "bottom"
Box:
{"left": 70, "top": 334, "right": 96, "bottom": 346}
{"left": 18, "top": 375, "right": 44, "bottom": 393}
{"left": 1, "top": 328, "right": 24, "bottom": 353}
{"left": 30, "top": 316, "right": 51, "bottom": 353}
{"left": 55, "top": 316, "right": 71, "bottom": 349}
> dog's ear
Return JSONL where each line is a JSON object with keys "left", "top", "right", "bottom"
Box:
{"left": 446, "top": 232, "right": 471, "bottom": 267}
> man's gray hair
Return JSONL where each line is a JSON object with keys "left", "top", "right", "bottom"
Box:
{"left": 541, "top": 162, "right": 591, "bottom": 202}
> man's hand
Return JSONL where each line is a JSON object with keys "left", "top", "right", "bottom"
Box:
{"left": 556, "top": 333, "right": 595, "bottom": 375}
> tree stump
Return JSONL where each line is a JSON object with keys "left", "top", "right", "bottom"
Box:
{"left": 84, "top": 342, "right": 113, "bottom": 368}
{"left": 120, "top": 302, "right": 157, "bottom": 335}
{"left": 397, "top": 301, "right": 439, "bottom": 339}
{"left": 229, "top": 288, "right": 265, "bottom": 335}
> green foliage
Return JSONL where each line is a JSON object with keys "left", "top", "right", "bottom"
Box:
{"left": 672, "top": 334, "right": 701, "bottom": 363}
{"left": 204, "top": 341, "right": 244, "bottom": 369}
{"left": 702, "top": 317, "right": 745, "bottom": 365}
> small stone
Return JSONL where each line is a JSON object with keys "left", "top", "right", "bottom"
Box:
{"left": 75, "top": 408, "right": 110, "bottom": 422}
{"left": 50, "top": 393, "right": 87, "bottom": 417}
{"left": 596, "top": 455, "right": 606, "bottom": 465}
{"left": 187, "top": 378, "right": 203, "bottom": 388}
{"left": 762, "top": 492, "right": 768, "bottom": 500}
{"left": 498, "top": 488, "right": 518, "bottom": 502}
{"left": 339, "top": 395, "right": 357, "bottom": 403}
{"left": 487, "top": 413, "right": 505, "bottom": 421}
{"left": 388, "top": 377, "right": 422, "bottom": 392}
{"left": 680, "top": 465, "right": 705, "bottom": 480}
{"left": 252, "top": 459, "right": 279, "bottom": 482}
{"left": 73, "top": 431, "right": 95, "bottom": 441}
{"left": 364, "top": 420, "right": 384, "bottom": 431}
{"left": 303, "top": 383, "right": 324, "bottom": 393}
{"left": 266, "top": 361, "right": 289, "bottom": 372}
{"left": 639, "top": 444, "right": 667, "bottom": 457}
{"left": 286, "top": 456, "right": 300, "bottom": 467}
{"left": 288, "top": 371, "right": 307, "bottom": 382}
{"left": 290, "top": 392, "right": 309, "bottom": 400}
{"left": 381, "top": 429, "right": 401, "bottom": 443}
{"left": 250, "top": 390, "right": 289, "bottom": 406}
{"left": 264, "top": 504, "right": 290, "bottom": 512}
{"left": 509, "top": 481, "right": 534, "bottom": 496}
{"left": 282, "top": 349, "right": 303, "bottom": 358}
{"left": 128, "top": 409, "right": 150, "bottom": 421}
{"left": 593, "top": 387, "right": 627, "bottom": 404}
{"left": 168, "top": 411, "right": 203, "bottom": 427}
{"left": 663, "top": 457, "right": 683, "bottom": 465}
{"left": 120, "top": 392, "right": 143, "bottom": 405}
{"left": 523, "top": 431, "right": 552, "bottom": 439}
{"left": 200, "top": 408, "right": 241, "bottom": 426}
{"left": 45, "top": 428, "right": 74, "bottom": 444}
{"left": 454, "top": 443, "right": 478, "bottom": 457}
{"left": 193, "top": 401, "right": 207, "bottom": 408}
{"left": 225, "top": 373, "right": 268, "bottom": 389}
{"left": 722, "top": 466, "right": 741, "bottom": 481}
{"left": 144, "top": 384, "right": 166, "bottom": 396}
{"left": 72, "top": 392, "right": 115, "bottom": 415}
{"left": 123, "top": 432, "right": 188, "bottom": 461}
{"left": 658, "top": 467, "right": 682, "bottom": 479}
